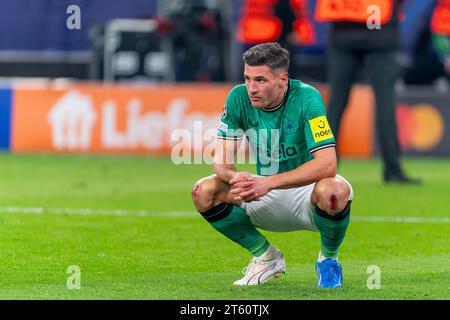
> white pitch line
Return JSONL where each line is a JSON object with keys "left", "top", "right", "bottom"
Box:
{"left": 351, "top": 216, "right": 450, "bottom": 224}
{"left": 0, "top": 206, "right": 176, "bottom": 217}
{"left": 0, "top": 206, "right": 449, "bottom": 224}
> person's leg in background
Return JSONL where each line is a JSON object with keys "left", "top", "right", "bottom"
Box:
{"left": 403, "top": 50, "right": 447, "bottom": 85}
{"left": 326, "top": 47, "right": 361, "bottom": 150}
{"left": 366, "top": 50, "right": 421, "bottom": 184}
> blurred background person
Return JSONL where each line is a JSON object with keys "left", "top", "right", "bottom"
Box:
{"left": 165, "top": 0, "right": 226, "bottom": 82}
{"left": 317, "top": 0, "right": 421, "bottom": 184}
{"left": 430, "top": 0, "right": 450, "bottom": 80}
{"left": 403, "top": 0, "right": 450, "bottom": 85}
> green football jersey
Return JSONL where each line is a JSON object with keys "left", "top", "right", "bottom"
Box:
{"left": 217, "top": 79, "right": 335, "bottom": 176}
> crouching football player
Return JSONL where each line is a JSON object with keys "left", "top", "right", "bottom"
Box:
{"left": 191, "top": 42, "right": 353, "bottom": 288}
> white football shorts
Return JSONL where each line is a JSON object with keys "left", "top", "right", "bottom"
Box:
{"left": 240, "top": 174, "right": 353, "bottom": 232}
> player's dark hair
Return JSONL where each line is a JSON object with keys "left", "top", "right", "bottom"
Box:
{"left": 243, "top": 42, "right": 290, "bottom": 72}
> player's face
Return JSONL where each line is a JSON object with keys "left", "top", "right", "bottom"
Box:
{"left": 244, "top": 64, "right": 288, "bottom": 109}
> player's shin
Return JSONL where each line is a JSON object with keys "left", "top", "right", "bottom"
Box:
{"left": 313, "top": 201, "right": 351, "bottom": 259}
{"left": 198, "top": 203, "right": 270, "bottom": 257}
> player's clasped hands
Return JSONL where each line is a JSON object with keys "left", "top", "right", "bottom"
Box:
{"left": 230, "top": 172, "right": 270, "bottom": 203}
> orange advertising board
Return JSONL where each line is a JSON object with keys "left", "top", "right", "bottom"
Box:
{"left": 12, "top": 84, "right": 231, "bottom": 155}
{"left": 335, "top": 85, "right": 374, "bottom": 157}
{"left": 11, "top": 83, "right": 373, "bottom": 158}
{"left": 316, "top": 85, "right": 373, "bottom": 158}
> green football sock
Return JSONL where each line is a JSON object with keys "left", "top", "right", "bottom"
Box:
{"left": 313, "top": 202, "right": 351, "bottom": 259}
{"left": 199, "top": 203, "right": 269, "bottom": 257}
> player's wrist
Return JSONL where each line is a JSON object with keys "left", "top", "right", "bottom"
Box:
{"left": 228, "top": 171, "right": 239, "bottom": 183}
{"left": 265, "top": 175, "right": 280, "bottom": 191}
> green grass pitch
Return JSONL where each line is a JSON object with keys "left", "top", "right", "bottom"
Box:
{"left": 0, "top": 153, "right": 448, "bottom": 299}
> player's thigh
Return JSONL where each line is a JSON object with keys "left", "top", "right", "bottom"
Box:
{"left": 243, "top": 175, "right": 353, "bottom": 232}
{"left": 243, "top": 184, "right": 318, "bottom": 232}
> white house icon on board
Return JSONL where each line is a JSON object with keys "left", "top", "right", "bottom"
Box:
{"left": 47, "top": 90, "right": 97, "bottom": 150}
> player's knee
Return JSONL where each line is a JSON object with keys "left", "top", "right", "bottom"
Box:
{"left": 312, "top": 177, "right": 350, "bottom": 215}
{"left": 192, "top": 176, "right": 219, "bottom": 212}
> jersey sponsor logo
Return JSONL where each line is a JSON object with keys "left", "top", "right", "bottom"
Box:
{"left": 309, "top": 116, "right": 334, "bottom": 142}
{"left": 280, "top": 143, "right": 298, "bottom": 158}
{"left": 282, "top": 118, "right": 298, "bottom": 134}
{"left": 259, "top": 143, "right": 298, "bottom": 160}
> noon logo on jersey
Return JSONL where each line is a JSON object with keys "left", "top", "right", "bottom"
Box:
{"left": 309, "top": 116, "right": 334, "bottom": 142}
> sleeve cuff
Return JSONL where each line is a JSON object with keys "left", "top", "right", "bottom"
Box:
{"left": 309, "top": 143, "right": 336, "bottom": 154}
{"left": 216, "top": 135, "right": 243, "bottom": 141}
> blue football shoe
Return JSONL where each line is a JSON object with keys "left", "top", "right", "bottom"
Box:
{"left": 316, "top": 258, "right": 343, "bottom": 288}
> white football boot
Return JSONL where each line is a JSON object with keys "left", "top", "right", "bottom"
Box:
{"left": 233, "top": 246, "right": 286, "bottom": 286}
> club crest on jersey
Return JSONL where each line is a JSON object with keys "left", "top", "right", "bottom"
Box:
{"left": 248, "top": 119, "right": 259, "bottom": 128}
{"left": 309, "top": 116, "right": 334, "bottom": 142}
{"left": 282, "top": 118, "right": 298, "bottom": 134}
{"left": 220, "top": 105, "right": 227, "bottom": 119}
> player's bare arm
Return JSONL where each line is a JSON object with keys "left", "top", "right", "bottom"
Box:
{"left": 192, "top": 137, "right": 250, "bottom": 212}
{"left": 231, "top": 147, "right": 336, "bottom": 196}
{"left": 230, "top": 147, "right": 350, "bottom": 213}
{"left": 266, "top": 147, "right": 337, "bottom": 189}
{"left": 214, "top": 137, "right": 258, "bottom": 202}
{"left": 213, "top": 137, "right": 241, "bottom": 183}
